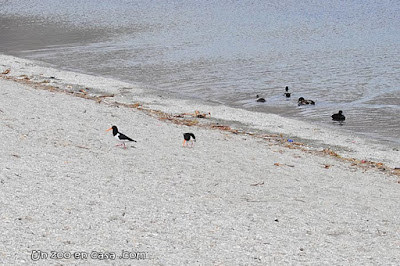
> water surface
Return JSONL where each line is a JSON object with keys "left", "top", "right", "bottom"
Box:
{"left": 1, "top": 0, "right": 399, "bottom": 144}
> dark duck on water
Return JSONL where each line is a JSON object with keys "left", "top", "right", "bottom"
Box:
{"left": 332, "top": 110, "right": 346, "bottom": 123}
{"left": 298, "top": 97, "right": 315, "bottom": 106}
{"left": 106, "top": 125, "right": 137, "bottom": 148}
{"left": 256, "top": 95, "right": 266, "bottom": 102}
{"left": 284, "top": 86, "right": 291, "bottom": 98}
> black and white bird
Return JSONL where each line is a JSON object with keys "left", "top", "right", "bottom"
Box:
{"left": 106, "top": 125, "right": 136, "bottom": 148}
{"left": 284, "top": 86, "right": 291, "bottom": 98}
{"left": 183, "top": 133, "right": 196, "bottom": 147}
{"left": 332, "top": 110, "right": 346, "bottom": 123}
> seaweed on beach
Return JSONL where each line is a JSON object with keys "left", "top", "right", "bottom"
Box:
{"left": 209, "top": 124, "right": 238, "bottom": 134}
{"left": 2, "top": 68, "right": 11, "bottom": 74}
{"left": 174, "top": 110, "right": 211, "bottom": 118}
{"left": 1, "top": 72, "right": 399, "bottom": 180}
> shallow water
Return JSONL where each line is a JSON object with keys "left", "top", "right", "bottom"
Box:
{"left": 1, "top": 0, "right": 399, "bottom": 144}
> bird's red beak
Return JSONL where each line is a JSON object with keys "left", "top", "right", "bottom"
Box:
{"left": 106, "top": 127, "right": 112, "bottom": 132}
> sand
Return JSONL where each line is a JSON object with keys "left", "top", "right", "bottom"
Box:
{"left": 1, "top": 54, "right": 400, "bottom": 265}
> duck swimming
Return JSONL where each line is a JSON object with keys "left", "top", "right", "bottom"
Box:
{"left": 284, "top": 86, "right": 291, "bottom": 98}
{"left": 332, "top": 110, "right": 345, "bottom": 122}
{"left": 298, "top": 97, "right": 315, "bottom": 106}
{"left": 256, "top": 95, "right": 266, "bottom": 102}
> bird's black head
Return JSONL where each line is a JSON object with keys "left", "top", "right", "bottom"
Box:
{"left": 285, "top": 86, "right": 289, "bottom": 92}
{"left": 183, "top": 133, "right": 196, "bottom": 141}
{"left": 338, "top": 110, "right": 343, "bottom": 114}
{"left": 298, "top": 97, "right": 304, "bottom": 101}
{"left": 106, "top": 125, "right": 119, "bottom": 135}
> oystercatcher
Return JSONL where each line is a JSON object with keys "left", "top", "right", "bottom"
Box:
{"left": 298, "top": 97, "right": 315, "bottom": 106}
{"left": 256, "top": 95, "right": 266, "bottom": 102}
{"left": 106, "top": 125, "right": 136, "bottom": 148}
{"left": 183, "top": 133, "right": 196, "bottom": 147}
{"left": 284, "top": 86, "right": 291, "bottom": 98}
{"left": 332, "top": 110, "right": 346, "bottom": 123}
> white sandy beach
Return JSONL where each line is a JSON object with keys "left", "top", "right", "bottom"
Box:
{"left": 1, "top": 55, "right": 400, "bottom": 265}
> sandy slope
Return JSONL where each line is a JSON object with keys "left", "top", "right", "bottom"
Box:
{"left": 1, "top": 72, "right": 400, "bottom": 266}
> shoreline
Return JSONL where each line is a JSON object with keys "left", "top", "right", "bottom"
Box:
{"left": 1, "top": 53, "right": 399, "bottom": 171}
{"left": 1, "top": 53, "right": 400, "bottom": 265}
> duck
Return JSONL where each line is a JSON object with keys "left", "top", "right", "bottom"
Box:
{"left": 332, "top": 110, "right": 346, "bottom": 122}
{"left": 284, "top": 86, "right": 291, "bottom": 98}
{"left": 256, "top": 95, "right": 266, "bottom": 102}
{"left": 298, "top": 97, "right": 315, "bottom": 106}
